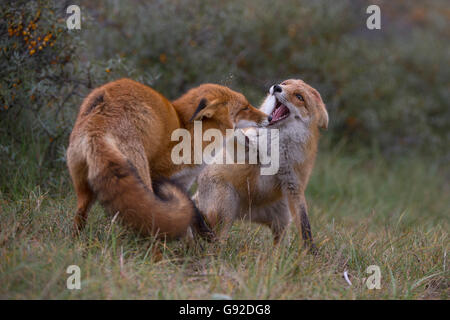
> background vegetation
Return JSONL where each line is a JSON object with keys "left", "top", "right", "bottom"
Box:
{"left": 0, "top": 0, "right": 448, "bottom": 299}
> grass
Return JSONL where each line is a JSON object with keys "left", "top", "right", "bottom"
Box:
{"left": 0, "top": 142, "right": 448, "bottom": 299}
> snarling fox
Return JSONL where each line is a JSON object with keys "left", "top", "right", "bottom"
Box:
{"left": 194, "top": 79, "right": 328, "bottom": 252}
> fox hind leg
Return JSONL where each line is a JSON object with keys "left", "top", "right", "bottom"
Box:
{"left": 73, "top": 182, "right": 95, "bottom": 233}
{"left": 196, "top": 179, "right": 238, "bottom": 242}
{"left": 67, "top": 151, "right": 95, "bottom": 234}
{"left": 252, "top": 200, "right": 290, "bottom": 246}
{"left": 270, "top": 213, "right": 290, "bottom": 246}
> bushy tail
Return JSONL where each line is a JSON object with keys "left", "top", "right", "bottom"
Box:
{"left": 85, "top": 135, "right": 197, "bottom": 239}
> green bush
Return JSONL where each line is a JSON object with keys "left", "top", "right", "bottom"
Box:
{"left": 1, "top": 1, "right": 79, "bottom": 136}
{"left": 0, "top": 0, "right": 142, "bottom": 194}
{"left": 0, "top": 0, "right": 448, "bottom": 194}
{"left": 83, "top": 0, "right": 449, "bottom": 155}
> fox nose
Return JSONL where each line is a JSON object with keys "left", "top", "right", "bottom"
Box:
{"left": 273, "top": 84, "right": 282, "bottom": 93}
{"left": 268, "top": 115, "right": 273, "bottom": 122}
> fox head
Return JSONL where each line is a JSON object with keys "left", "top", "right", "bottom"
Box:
{"left": 183, "top": 84, "right": 269, "bottom": 129}
{"left": 260, "top": 79, "right": 328, "bottom": 130}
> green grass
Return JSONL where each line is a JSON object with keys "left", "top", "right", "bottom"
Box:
{"left": 0, "top": 145, "right": 448, "bottom": 299}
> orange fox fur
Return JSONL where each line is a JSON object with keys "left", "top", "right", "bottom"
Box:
{"left": 67, "top": 78, "right": 268, "bottom": 240}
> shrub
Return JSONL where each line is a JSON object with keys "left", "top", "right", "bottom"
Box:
{"left": 0, "top": 0, "right": 143, "bottom": 194}
{"left": 83, "top": 0, "right": 449, "bottom": 155}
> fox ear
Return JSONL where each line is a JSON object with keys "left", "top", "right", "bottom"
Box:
{"left": 317, "top": 101, "right": 329, "bottom": 130}
{"left": 310, "top": 89, "right": 328, "bottom": 130}
{"left": 189, "top": 98, "right": 223, "bottom": 122}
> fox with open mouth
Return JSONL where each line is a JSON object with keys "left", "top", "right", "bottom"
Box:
{"left": 194, "top": 79, "right": 328, "bottom": 252}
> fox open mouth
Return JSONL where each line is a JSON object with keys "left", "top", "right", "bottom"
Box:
{"left": 269, "top": 99, "right": 290, "bottom": 125}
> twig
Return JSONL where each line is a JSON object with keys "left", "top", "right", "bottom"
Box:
{"left": 343, "top": 270, "right": 352, "bottom": 286}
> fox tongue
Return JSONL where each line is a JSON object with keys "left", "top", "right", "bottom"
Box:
{"left": 271, "top": 104, "right": 289, "bottom": 122}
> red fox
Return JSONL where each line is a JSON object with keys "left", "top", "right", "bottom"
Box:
{"left": 194, "top": 79, "right": 328, "bottom": 252}
{"left": 66, "top": 78, "right": 268, "bottom": 240}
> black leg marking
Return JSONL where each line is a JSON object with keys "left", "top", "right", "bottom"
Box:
{"left": 192, "top": 207, "right": 216, "bottom": 242}
{"left": 300, "top": 204, "right": 317, "bottom": 254}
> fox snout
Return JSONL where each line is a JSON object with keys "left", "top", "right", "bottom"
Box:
{"left": 235, "top": 105, "right": 270, "bottom": 129}
{"left": 272, "top": 84, "right": 282, "bottom": 94}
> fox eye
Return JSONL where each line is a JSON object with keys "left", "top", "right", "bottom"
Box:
{"left": 296, "top": 94, "right": 304, "bottom": 101}
{"left": 242, "top": 106, "right": 249, "bottom": 111}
